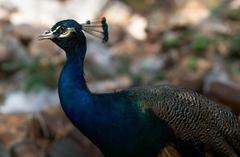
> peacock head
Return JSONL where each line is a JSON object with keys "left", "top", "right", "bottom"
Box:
{"left": 39, "top": 17, "right": 108, "bottom": 50}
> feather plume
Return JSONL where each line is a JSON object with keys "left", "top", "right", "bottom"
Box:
{"left": 81, "top": 17, "right": 108, "bottom": 43}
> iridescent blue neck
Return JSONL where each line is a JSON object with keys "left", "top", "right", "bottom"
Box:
{"left": 61, "top": 42, "right": 88, "bottom": 90}
{"left": 58, "top": 38, "right": 92, "bottom": 117}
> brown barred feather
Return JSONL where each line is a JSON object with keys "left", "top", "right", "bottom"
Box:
{"left": 129, "top": 85, "right": 240, "bottom": 157}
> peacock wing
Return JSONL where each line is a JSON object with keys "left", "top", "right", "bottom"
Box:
{"left": 128, "top": 84, "right": 240, "bottom": 157}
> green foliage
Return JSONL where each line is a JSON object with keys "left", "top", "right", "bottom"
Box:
{"left": 123, "top": 0, "right": 175, "bottom": 13}
{"left": 211, "top": 0, "right": 230, "bottom": 16}
{"left": 0, "top": 94, "right": 4, "bottom": 105}
{"left": 229, "top": 31, "right": 240, "bottom": 57}
{"left": 1, "top": 61, "right": 26, "bottom": 72}
{"left": 2, "top": 56, "right": 58, "bottom": 91}
{"left": 131, "top": 74, "right": 142, "bottom": 86}
{"left": 123, "top": 0, "right": 152, "bottom": 13}
{"left": 130, "top": 70, "right": 165, "bottom": 86}
{"left": 223, "top": 9, "right": 240, "bottom": 21}
{"left": 154, "top": 70, "right": 165, "bottom": 81}
{"left": 116, "top": 55, "right": 131, "bottom": 74}
{"left": 162, "top": 35, "right": 180, "bottom": 49}
{"left": 187, "top": 56, "right": 199, "bottom": 71}
{"left": 213, "top": 0, "right": 240, "bottom": 21}
{"left": 191, "top": 33, "right": 209, "bottom": 53}
{"left": 224, "top": 60, "right": 240, "bottom": 75}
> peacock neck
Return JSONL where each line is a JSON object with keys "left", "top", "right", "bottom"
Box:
{"left": 62, "top": 43, "right": 89, "bottom": 91}
{"left": 58, "top": 40, "right": 92, "bottom": 110}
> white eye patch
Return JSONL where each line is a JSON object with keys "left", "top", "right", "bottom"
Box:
{"left": 52, "top": 26, "right": 61, "bottom": 33}
{"left": 51, "top": 26, "right": 76, "bottom": 38}
{"left": 58, "top": 28, "right": 76, "bottom": 38}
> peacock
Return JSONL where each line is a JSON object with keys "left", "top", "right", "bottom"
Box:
{"left": 39, "top": 17, "right": 240, "bottom": 157}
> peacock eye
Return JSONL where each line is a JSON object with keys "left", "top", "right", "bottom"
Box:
{"left": 58, "top": 25, "right": 67, "bottom": 34}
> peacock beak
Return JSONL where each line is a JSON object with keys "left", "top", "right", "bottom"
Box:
{"left": 38, "top": 30, "right": 55, "bottom": 40}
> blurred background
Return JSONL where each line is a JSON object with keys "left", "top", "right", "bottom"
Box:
{"left": 0, "top": 0, "right": 240, "bottom": 156}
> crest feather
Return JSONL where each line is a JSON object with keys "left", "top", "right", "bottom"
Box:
{"left": 81, "top": 17, "right": 108, "bottom": 42}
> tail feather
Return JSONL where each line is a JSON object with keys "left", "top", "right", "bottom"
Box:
{"left": 227, "top": 136, "right": 240, "bottom": 155}
{"left": 174, "top": 140, "right": 206, "bottom": 157}
{"left": 211, "top": 138, "right": 238, "bottom": 157}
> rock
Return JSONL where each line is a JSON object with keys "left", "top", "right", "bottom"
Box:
{"left": 231, "top": 61, "right": 240, "bottom": 83}
{"left": 7, "top": 0, "right": 109, "bottom": 26}
{"left": 47, "top": 138, "right": 88, "bottom": 157}
{"left": 142, "top": 41, "right": 161, "bottom": 54}
{"left": 0, "top": 145, "right": 10, "bottom": 157}
{"left": 204, "top": 81, "right": 240, "bottom": 114}
{"left": 4, "top": 34, "right": 28, "bottom": 60}
{"left": 130, "top": 55, "right": 165, "bottom": 84}
{"left": 217, "top": 40, "right": 229, "bottom": 57}
{"left": 64, "top": 0, "right": 109, "bottom": 22}
{"left": 86, "top": 40, "right": 117, "bottom": 78}
{"left": 230, "top": 0, "right": 240, "bottom": 9}
{"left": 0, "top": 25, "right": 28, "bottom": 62}
{"left": 68, "top": 129, "right": 103, "bottom": 157}
{"left": 0, "top": 89, "right": 59, "bottom": 113}
{"left": 169, "top": 70, "right": 204, "bottom": 91}
{"left": 29, "top": 38, "right": 65, "bottom": 64}
{"left": 163, "top": 50, "right": 180, "bottom": 69}
{"left": 108, "top": 25, "right": 125, "bottom": 45}
{"left": 131, "top": 55, "right": 164, "bottom": 74}
{"left": 170, "top": 1, "right": 210, "bottom": 28}
{"left": 26, "top": 107, "right": 102, "bottom": 157}
{"left": 0, "top": 8, "right": 10, "bottom": 22}
{"left": 27, "top": 106, "right": 72, "bottom": 141}
{"left": 203, "top": 58, "right": 240, "bottom": 113}
{"left": 127, "top": 14, "right": 147, "bottom": 40}
{"left": 204, "top": 59, "right": 231, "bottom": 92}
{"left": 146, "top": 10, "right": 170, "bottom": 36}
{"left": 0, "top": 43, "right": 9, "bottom": 62}
{"left": 0, "top": 0, "right": 17, "bottom": 12}
{"left": 167, "top": 56, "right": 211, "bottom": 91}
{"left": 8, "top": 0, "right": 62, "bottom": 26}
{"left": 0, "top": 132, "right": 16, "bottom": 147}
{"left": 199, "top": 18, "right": 231, "bottom": 36}
{"left": 29, "top": 36, "right": 62, "bottom": 55}
{"left": 111, "top": 36, "right": 141, "bottom": 56}
{"left": 10, "top": 139, "right": 40, "bottom": 157}
{"left": 88, "top": 75, "right": 132, "bottom": 93}
{"left": 103, "top": 1, "right": 132, "bottom": 27}
{"left": 0, "top": 113, "right": 27, "bottom": 146}
{"left": 13, "top": 24, "right": 42, "bottom": 46}
{"left": 219, "top": 0, "right": 240, "bottom": 21}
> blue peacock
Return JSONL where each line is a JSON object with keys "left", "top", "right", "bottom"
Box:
{"left": 39, "top": 17, "right": 240, "bottom": 157}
